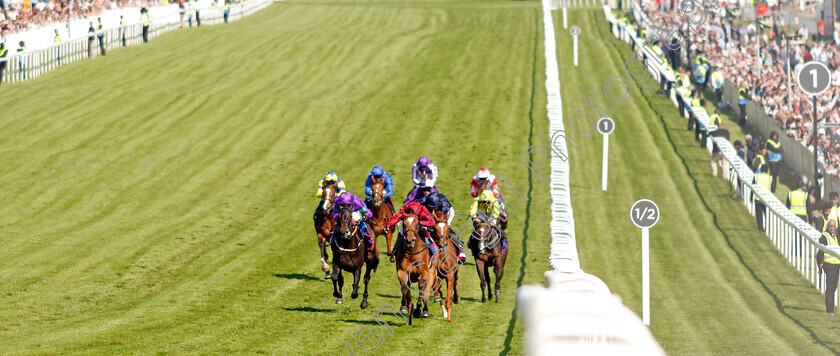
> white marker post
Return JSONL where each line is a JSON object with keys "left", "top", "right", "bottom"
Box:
{"left": 570, "top": 26, "right": 580, "bottom": 67}
{"left": 597, "top": 117, "right": 615, "bottom": 191}
{"left": 630, "top": 199, "right": 660, "bottom": 326}
{"left": 563, "top": 3, "right": 568, "bottom": 29}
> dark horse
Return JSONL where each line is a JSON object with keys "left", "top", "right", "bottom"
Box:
{"left": 331, "top": 205, "right": 379, "bottom": 309}
{"left": 314, "top": 184, "right": 338, "bottom": 279}
{"left": 367, "top": 178, "right": 395, "bottom": 262}
{"left": 430, "top": 209, "right": 460, "bottom": 322}
{"left": 469, "top": 213, "right": 507, "bottom": 303}
{"left": 395, "top": 213, "right": 436, "bottom": 325}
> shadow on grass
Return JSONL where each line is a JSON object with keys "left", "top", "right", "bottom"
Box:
{"left": 377, "top": 293, "right": 400, "bottom": 299}
{"left": 337, "top": 319, "right": 380, "bottom": 326}
{"left": 273, "top": 273, "right": 321, "bottom": 281}
{"left": 282, "top": 307, "right": 334, "bottom": 313}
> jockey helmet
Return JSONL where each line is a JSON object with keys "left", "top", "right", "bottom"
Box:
{"left": 416, "top": 156, "right": 431, "bottom": 167}
{"left": 325, "top": 172, "right": 338, "bottom": 182}
{"left": 477, "top": 168, "right": 491, "bottom": 180}
{"left": 371, "top": 166, "right": 385, "bottom": 176}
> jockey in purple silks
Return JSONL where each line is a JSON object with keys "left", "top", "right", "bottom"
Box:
{"left": 332, "top": 192, "right": 374, "bottom": 247}
{"left": 411, "top": 156, "right": 438, "bottom": 187}
{"left": 404, "top": 179, "right": 439, "bottom": 205}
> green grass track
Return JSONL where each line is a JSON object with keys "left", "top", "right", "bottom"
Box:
{"left": 0, "top": 0, "right": 552, "bottom": 354}
{"left": 560, "top": 9, "right": 840, "bottom": 354}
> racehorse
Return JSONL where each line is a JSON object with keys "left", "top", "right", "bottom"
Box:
{"left": 394, "top": 213, "right": 436, "bottom": 325}
{"left": 367, "top": 178, "right": 395, "bottom": 262}
{"left": 314, "top": 184, "right": 338, "bottom": 279}
{"left": 469, "top": 213, "right": 507, "bottom": 303}
{"left": 331, "top": 206, "right": 379, "bottom": 309}
{"left": 430, "top": 209, "right": 459, "bottom": 322}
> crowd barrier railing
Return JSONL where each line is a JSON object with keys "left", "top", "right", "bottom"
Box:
{"left": 610, "top": 7, "right": 840, "bottom": 306}
{"left": 0, "top": 0, "right": 274, "bottom": 85}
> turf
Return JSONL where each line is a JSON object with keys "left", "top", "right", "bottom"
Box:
{"left": 559, "top": 9, "right": 840, "bottom": 354}
{"left": 0, "top": 1, "right": 837, "bottom": 354}
{"left": 0, "top": 0, "right": 550, "bottom": 354}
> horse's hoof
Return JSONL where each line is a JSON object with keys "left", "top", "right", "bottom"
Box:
{"left": 434, "top": 296, "right": 442, "bottom": 302}
{"left": 336, "top": 298, "right": 343, "bottom": 304}
{"left": 333, "top": 291, "right": 341, "bottom": 298}
{"left": 453, "top": 295, "right": 460, "bottom": 304}
{"left": 360, "top": 301, "right": 368, "bottom": 310}
{"left": 481, "top": 297, "right": 486, "bottom": 303}
{"left": 390, "top": 255, "right": 395, "bottom": 262}
{"left": 495, "top": 296, "right": 499, "bottom": 303}
{"left": 422, "top": 311, "right": 430, "bottom": 318}
{"left": 413, "top": 308, "right": 422, "bottom": 318}
{"left": 321, "top": 259, "right": 330, "bottom": 272}
{"left": 351, "top": 292, "right": 359, "bottom": 299}
{"left": 324, "top": 272, "right": 331, "bottom": 279}
{"left": 400, "top": 306, "right": 409, "bottom": 313}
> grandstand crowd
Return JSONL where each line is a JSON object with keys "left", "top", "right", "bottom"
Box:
{"left": 0, "top": 0, "right": 161, "bottom": 36}
{"left": 637, "top": 0, "right": 840, "bottom": 175}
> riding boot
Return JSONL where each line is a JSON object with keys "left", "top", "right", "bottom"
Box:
{"left": 386, "top": 196, "right": 396, "bottom": 214}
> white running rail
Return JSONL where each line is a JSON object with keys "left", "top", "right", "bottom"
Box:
{"left": 0, "top": 0, "right": 274, "bottom": 85}
{"left": 517, "top": 2, "right": 664, "bottom": 354}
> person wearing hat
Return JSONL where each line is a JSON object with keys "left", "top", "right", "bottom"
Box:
{"left": 735, "top": 140, "right": 746, "bottom": 162}
{"left": 0, "top": 42, "right": 7, "bottom": 86}
{"left": 752, "top": 142, "right": 769, "bottom": 174}
{"left": 766, "top": 131, "right": 784, "bottom": 192}
{"left": 140, "top": 8, "right": 152, "bottom": 43}
{"left": 787, "top": 179, "right": 810, "bottom": 222}
{"left": 97, "top": 17, "right": 106, "bottom": 56}
{"left": 746, "top": 138, "right": 759, "bottom": 171}
{"left": 818, "top": 219, "right": 840, "bottom": 315}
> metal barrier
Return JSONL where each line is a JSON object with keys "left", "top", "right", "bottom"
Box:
{"left": 0, "top": 0, "right": 274, "bottom": 85}
{"left": 609, "top": 9, "right": 840, "bottom": 306}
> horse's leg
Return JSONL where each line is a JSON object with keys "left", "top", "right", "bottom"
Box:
{"left": 416, "top": 275, "right": 426, "bottom": 318}
{"left": 361, "top": 261, "right": 372, "bottom": 310}
{"left": 453, "top": 269, "right": 460, "bottom": 304}
{"left": 483, "top": 262, "right": 493, "bottom": 302}
{"left": 318, "top": 237, "right": 330, "bottom": 278}
{"left": 444, "top": 273, "right": 454, "bottom": 322}
{"left": 421, "top": 268, "right": 432, "bottom": 318}
{"left": 351, "top": 261, "right": 361, "bottom": 300}
{"left": 386, "top": 227, "right": 394, "bottom": 261}
{"left": 397, "top": 268, "right": 410, "bottom": 314}
{"left": 496, "top": 250, "right": 508, "bottom": 304}
{"left": 333, "top": 264, "right": 343, "bottom": 304}
{"left": 475, "top": 259, "right": 486, "bottom": 303}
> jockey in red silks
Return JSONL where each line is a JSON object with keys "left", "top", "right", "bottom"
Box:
{"left": 385, "top": 201, "right": 436, "bottom": 256}
{"left": 332, "top": 192, "right": 374, "bottom": 248}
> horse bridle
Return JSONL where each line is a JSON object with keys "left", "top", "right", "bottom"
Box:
{"left": 474, "top": 220, "right": 501, "bottom": 251}
{"left": 402, "top": 215, "right": 428, "bottom": 256}
{"left": 336, "top": 206, "right": 362, "bottom": 252}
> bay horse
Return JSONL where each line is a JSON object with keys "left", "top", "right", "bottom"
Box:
{"left": 314, "top": 184, "right": 337, "bottom": 279}
{"left": 395, "top": 213, "right": 436, "bottom": 325}
{"left": 331, "top": 206, "right": 379, "bottom": 309}
{"left": 469, "top": 213, "right": 507, "bottom": 303}
{"left": 366, "top": 178, "right": 395, "bottom": 262}
{"left": 430, "top": 209, "right": 460, "bottom": 322}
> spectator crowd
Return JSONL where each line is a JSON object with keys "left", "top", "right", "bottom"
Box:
{"left": 638, "top": 0, "right": 840, "bottom": 176}
{"left": 1, "top": 0, "right": 161, "bottom": 36}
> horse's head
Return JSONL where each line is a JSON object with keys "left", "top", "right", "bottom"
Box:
{"left": 473, "top": 216, "right": 495, "bottom": 252}
{"left": 371, "top": 177, "right": 385, "bottom": 206}
{"left": 337, "top": 205, "right": 356, "bottom": 240}
{"left": 403, "top": 213, "right": 420, "bottom": 248}
{"left": 321, "top": 184, "right": 337, "bottom": 212}
{"left": 432, "top": 209, "right": 449, "bottom": 247}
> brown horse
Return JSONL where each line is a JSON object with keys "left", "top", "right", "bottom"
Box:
{"left": 367, "top": 178, "right": 395, "bottom": 262}
{"left": 469, "top": 215, "right": 507, "bottom": 303}
{"left": 430, "top": 209, "right": 460, "bottom": 322}
{"left": 331, "top": 206, "right": 379, "bottom": 309}
{"left": 314, "top": 184, "right": 337, "bottom": 279}
{"left": 394, "top": 213, "right": 436, "bottom": 325}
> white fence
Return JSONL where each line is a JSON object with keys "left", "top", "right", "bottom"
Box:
{"left": 517, "top": 2, "right": 664, "bottom": 354}
{"left": 608, "top": 6, "right": 840, "bottom": 307}
{"left": 0, "top": 0, "right": 274, "bottom": 85}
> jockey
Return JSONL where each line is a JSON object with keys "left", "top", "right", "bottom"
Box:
{"left": 469, "top": 168, "right": 508, "bottom": 226}
{"left": 331, "top": 191, "right": 374, "bottom": 247}
{"left": 411, "top": 156, "right": 438, "bottom": 187}
{"left": 469, "top": 190, "right": 502, "bottom": 227}
{"left": 314, "top": 171, "right": 346, "bottom": 220}
{"left": 364, "top": 165, "right": 396, "bottom": 213}
{"left": 414, "top": 189, "right": 466, "bottom": 261}
{"left": 405, "top": 179, "right": 439, "bottom": 205}
{"left": 385, "top": 201, "right": 436, "bottom": 256}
